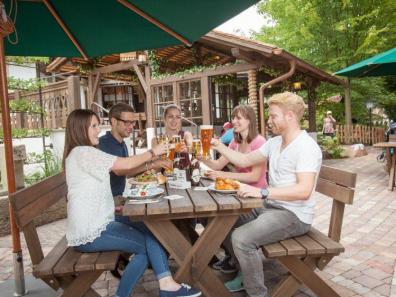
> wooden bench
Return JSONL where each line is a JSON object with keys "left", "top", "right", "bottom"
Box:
{"left": 10, "top": 172, "right": 121, "bottom": 297}
{"left": 262, "top": 165, "right": 357, "bottom": 297}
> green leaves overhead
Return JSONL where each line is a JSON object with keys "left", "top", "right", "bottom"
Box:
{"left": 255, "top": 0, "right": 396, "bottom": 122}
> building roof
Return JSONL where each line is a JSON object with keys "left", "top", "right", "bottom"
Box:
{"left": 46, "top": 31, "right": 343, "bottom": 85}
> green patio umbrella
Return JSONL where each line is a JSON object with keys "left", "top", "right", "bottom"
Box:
{"left": 334, "top": 47, "right": 396, "bottom": 77}
{"left": 0, "top": 0, "right": 259, "bottom": 295}
{"left": 4, "top": 0, "right": 258, "bottom": 58}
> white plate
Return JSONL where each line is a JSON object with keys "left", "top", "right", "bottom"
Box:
{"left": 207, "top": 183, "right": 238, "bottom": 194}
{"left": 123, "top": 186, "right": 165, "bottom": 199}
{"left": 128, "top": 178, "right": 158, "bottom": 185}
{"left": 127, "top": 198, "right": 160, "bottom": 204}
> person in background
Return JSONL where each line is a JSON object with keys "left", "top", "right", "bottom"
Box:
{"left": 63, "top": 109, "right": 201, "bottom": 297}
{"left": 200, "top": 105, "right": 267, "bottom": 277}
{"left": 99, "top": 103, "right": 170, "bottom": 197}
{"left": 210, "top": 92, "right": 322, "bottom": 296}
{"left": 322, "top": 110, "right": 336, "bottom": 137}
{"left": 152, "top": 104, "right": 193, "bottom": 168}
{"left": 220, "top": 121, "right": 234, "bottom": 146}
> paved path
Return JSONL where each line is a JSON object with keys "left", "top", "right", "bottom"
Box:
{"left": 0, "top": 148, "right": 395, "bottom": 297}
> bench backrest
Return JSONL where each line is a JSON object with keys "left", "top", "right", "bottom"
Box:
{"left": 315, "top": 165, "right": 357, "bottom": 242}
{"left": 10, "top": 172, "right": 67, "bottom": 266}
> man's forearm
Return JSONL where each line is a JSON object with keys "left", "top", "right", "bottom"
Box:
{"left": 217, "top": 145, "right": 252, "bottom": 167}
{"left": 268, "top": 184, "right": 312, "bottom": 201}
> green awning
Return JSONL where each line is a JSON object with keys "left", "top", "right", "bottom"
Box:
{"left": 4, "top": 0, "right": 258, "bottom": 58}
{"left": 334, "top": 47, "right": 396, "bottom": 77}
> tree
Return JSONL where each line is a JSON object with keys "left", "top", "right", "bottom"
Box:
{"left": 255, "top": 0, "right": 396, "bottom": 124}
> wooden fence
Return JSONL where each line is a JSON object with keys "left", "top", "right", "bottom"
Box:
{"left": 1, "top": 76, "right": 81, "bottom": 131}
{"left": 336, "top": 125, "right": 385, "bottom": 145}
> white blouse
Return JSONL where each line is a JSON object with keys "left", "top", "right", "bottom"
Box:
{"left": 65, "top": 146, "right": 117, "bottom": 246}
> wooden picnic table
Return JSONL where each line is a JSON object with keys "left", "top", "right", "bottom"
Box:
{"left": 373, "top": 141, "right": 396, "bottom": 191}
{"left": 122, "top": 179, "right": 263, "bottom": 297}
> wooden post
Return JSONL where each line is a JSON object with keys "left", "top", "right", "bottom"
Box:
{"left": 201, "top": 76, "right": 210, "bottom": 125}
{"left": 144, "top": 65, "right": 154, "bottom": 128}
{"left": 67, "top": 76, "right": 81, "bottom": 112}
{"left": 248, "top": 69, "right": 258, "bottom": 122}
{"left": 306, "top": 80, "right": 317, "bottom": 132}
{"left": 344, "top": 79, "right": 352, "bottom": 125}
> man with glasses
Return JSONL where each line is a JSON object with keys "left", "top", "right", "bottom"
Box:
{"left": 99, "top": 103, "right": 170, "bottom": 197}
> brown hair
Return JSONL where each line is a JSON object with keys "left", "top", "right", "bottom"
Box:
{"left": 231, "top": 105, "right": 258, "bottom": 144}
{"left": 62, "top": 109, "right": 100, "bottom": 168}
{"left": 268, "top": 92, "right": 306, "bottom": 120}
{"left": 109, "top": 103, "right": 135, "bottom": 121}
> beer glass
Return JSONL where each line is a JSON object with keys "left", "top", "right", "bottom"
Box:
{"left": 192, "top": 139, "right": 201, "bottom": 155}
{"left": 172, "top": 135, "right": 182, "bottom": 153}
{"left": 200, "top": 125, "right": 213, "bottom": 160}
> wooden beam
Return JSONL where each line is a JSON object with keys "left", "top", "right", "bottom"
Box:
{"left": 117, "top": 0, "right": 192, "bottom": 47}
{"left": 92, "top": 73, "right": 101, "bottom": 102}
{"left": 145, "top": 65, "right": 154, "bottom": 128}
{"left": 159, "top": 47, "right": 186, "bottom": 61}
{"left": 43, "top": 0, "right": 88, "bottom": 60}
{"left": 93, "top": 59, "right": 144, "bottom": 74}
{"left": 201, "top": 76, "right": 210, "bottom": 124}
{"left": 231, "top": 47, "right": 264, "bottom": 65}
{"left": 132, "top": 64, "right": 148, "bottom": 93}
{"left": 150, "top": 62, "right": 260, "bottom": 86}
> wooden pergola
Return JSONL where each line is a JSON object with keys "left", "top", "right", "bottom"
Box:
{"left": 47, "top": 31, "right": 348, "bottom": 135}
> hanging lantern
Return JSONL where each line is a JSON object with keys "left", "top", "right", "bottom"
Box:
{"left": 293, "top": 82, "right": 301, "bottom": 90}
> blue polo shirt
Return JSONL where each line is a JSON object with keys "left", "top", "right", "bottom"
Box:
{"left": 98, "top": 131, "right": 129, "bottom": 196}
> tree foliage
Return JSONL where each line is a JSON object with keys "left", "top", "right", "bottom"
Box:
{"left": 255, "top": 0, "right": 396, "bottom": 123}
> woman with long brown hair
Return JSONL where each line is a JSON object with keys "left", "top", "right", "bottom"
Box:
{"left": 202, "top": 105, "right": 267, "bottom": 188}
{"left": 63, "top": 109, "right": 201, "bottom": 297}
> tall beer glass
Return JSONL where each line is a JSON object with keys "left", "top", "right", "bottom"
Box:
{"left": 200, "top": 125, "right": 213, "bottom": 160}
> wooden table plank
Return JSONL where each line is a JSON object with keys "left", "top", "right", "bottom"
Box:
{"left": 53, "top": 248, "right": 81, "bottom": 275}
{"left": 280, "top": 238, "right": 306, "bottom": 256}
{"left": 75, "top": 252, "right": 100, "bottom": 272}
{"left": 307, "top": 228, "right": 344, "bottom": 254}
{"left": 147, "top": 185, "right": 170, "bottom": 215}
{"left": 167, "top": 186, "right": 194, "bottom": 213}
{"left": 235, "top": 196, "right": 263, "bottom": 209}
{"left": 187, "top": 188, "right": 217, "bottom": 212}
{"left": 294, "top": 234, "right": 326, "bottom": 255}
{"left": 122, "top": 200, "right": 146, "bottom": 216}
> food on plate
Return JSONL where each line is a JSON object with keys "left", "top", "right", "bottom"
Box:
{"left": 157, "top": 173, "right": 167, "bottom": 184}
{"left": 215, "top": 178, "right": 240, "bottom": 190}
{"left": 134, "top": 169, "right": 157, "bottom": 183}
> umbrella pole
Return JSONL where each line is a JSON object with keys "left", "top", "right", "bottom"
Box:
{"left": 0, "top": 37, "right": 26, "bottom": 295}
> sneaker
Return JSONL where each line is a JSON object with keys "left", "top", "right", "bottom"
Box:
{"left": 212, "top": 255, "right": 230, "bottom": 270}
{"left": 159, "top": 283, "right": 202, "bottom": 297}
{"left": 225, "top": 272, "right": 244, "bottom": 292}
{"left": 220, "top": 258, "right": 237, "bottom": 274}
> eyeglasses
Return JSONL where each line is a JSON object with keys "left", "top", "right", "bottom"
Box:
{"left": 115, "top": 117, "right": 135, "bottom": 126}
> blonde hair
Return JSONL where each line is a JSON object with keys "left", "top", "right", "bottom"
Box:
{"left": 268, "top": 92, "right": 307, "bottom": 120}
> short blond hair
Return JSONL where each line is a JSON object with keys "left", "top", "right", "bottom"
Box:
{"left": 268, "top": 92, "right": 307, "bottom": 120}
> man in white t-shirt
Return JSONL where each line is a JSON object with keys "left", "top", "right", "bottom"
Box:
{"left": 211, "top": 92, "right": 322, "bottom": 297}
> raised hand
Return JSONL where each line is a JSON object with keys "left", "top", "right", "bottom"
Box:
{"left": 152, "top": 143, "right": 168, "bottom": 157}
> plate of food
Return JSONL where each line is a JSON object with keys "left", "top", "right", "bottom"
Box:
{"left": 128, "top": 170, "right": 166, "bottom": 185}
{"left": 208, "top": 178, "right": 240, "bottom": 194}
{"left": 123, "top": 184, "right": 165, "bottom": 199}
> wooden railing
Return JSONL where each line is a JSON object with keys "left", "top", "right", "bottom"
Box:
{"left": 336, "top": 125, "right": 385, "bottom": 145}
{"left": 1, "top": 76, "right": 81, "bottom": 131}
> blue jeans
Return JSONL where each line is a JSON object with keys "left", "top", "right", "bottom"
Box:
{"left": 75, "top": 219, "right": 170, "bottom": 297}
